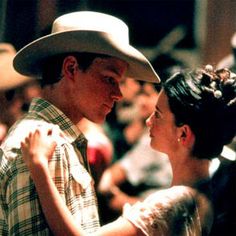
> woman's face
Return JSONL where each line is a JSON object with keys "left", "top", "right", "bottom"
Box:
{"left": 146, "top": 90, "right": 179, "bottom": 154}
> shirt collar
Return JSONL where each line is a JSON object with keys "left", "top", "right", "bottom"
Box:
{"left": 28, "top": 97, "right": 85, "bottom": 143}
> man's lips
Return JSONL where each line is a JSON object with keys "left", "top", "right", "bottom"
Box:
{"left": 149, "top": 130, "right": 154, "bottom": 137}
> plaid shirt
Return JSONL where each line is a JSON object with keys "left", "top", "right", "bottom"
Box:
{"left": 0, "top": 97, "right": 100, "bottom": 235}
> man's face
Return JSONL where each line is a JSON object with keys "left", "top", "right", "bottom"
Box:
{"left": 69, "top": 56, "right": 128, "bottom": 124}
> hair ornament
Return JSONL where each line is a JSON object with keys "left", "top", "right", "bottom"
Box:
{"left": 202, "top": 64, "right": 215, "bottom": 82}
{"left": 210, "top": 81, "right": 217, "bottom": 90}
{"left": 213, "top": 90, "right": 222, "bottom": 99}
{"left": 202, "top": 65, "right": 231, "bottom": 100}
{"left": 205, "top": 64, "right": 214, "bottom": 73}
{"left": 216, "top": 68, "right": 231, "bottom": 81}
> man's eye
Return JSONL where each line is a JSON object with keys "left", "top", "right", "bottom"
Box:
{"left": 104, "top": 77, "right": 116, "bottom": 85}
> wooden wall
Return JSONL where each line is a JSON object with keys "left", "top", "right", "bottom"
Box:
{"left": 201, "top": 0, "right": 236, "bottom": 66}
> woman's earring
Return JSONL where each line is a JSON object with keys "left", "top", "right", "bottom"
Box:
{"left": 177, "top": 138, "right": 181, "bottom": 142}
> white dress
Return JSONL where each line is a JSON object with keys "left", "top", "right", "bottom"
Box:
{"left": 122, "top": 185, "right": 213, "bottom": 236}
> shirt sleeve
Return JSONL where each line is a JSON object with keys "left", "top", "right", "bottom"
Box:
{"left": 4, "top": 149, "right": 51, "bottom": 235}
{"left": 122, "top": 186, "right": 203, "bottom": 236}
{"left": 2, "top": 133, "right": 69, "bottom": 235}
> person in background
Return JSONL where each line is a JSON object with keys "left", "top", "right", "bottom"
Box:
{"left": 0, "top": 11, "right": 159, "bottom": 235}
{"left": 0, "top": 43, "right": 30, "bottom": 91}
{"left": 104, "top": 78, "right": 143, "bottom": 162}
{"left": 20, "top": 65, "right": 236, "bottom": 235}
{"left": 78, "top": 118, "right": 114, "bottom": 189}
{"left": 0, "top": 42, "right": 33, "bottom": 143}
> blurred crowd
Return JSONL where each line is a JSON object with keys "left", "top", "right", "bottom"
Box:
{"left": 0, "top": 37, "right": 235, "bottom": 233}
{"left": 0, "top": 43, "right": 42, "bottom": 143}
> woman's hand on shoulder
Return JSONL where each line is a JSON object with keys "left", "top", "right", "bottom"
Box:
{"left": 21, "top": 128, "right": 57, "bottom": 171}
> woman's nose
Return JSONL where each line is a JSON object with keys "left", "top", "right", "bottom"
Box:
{"left": 146, "top": 114, "right": 152, "bottom": 127}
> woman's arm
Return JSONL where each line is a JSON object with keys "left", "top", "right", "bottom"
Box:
{"left": 21, "top": 129, "right": 142, "bottom": 236}
{"left": 30, "top": 160, "right": 85, "bottom": 236}
{"left": 21, "top": 129, "right": 86, "bottom": 236}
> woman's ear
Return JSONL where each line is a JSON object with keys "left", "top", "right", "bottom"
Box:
{"left": 178, "top": 124, "right": 195, "bottom": 147}
{"left": 62, "top": 56, "right": 78, "bottom": 80}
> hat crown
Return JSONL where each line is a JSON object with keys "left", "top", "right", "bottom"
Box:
{"left": 52, "top": 11, "right": 129, "bottom": 44}
{"left": 13, "top": 11, "right": 160, "bottom": 83}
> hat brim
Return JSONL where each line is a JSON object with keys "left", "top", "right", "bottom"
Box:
{"left": 13, "top": 31, "right": 160, "bottom": 83}
{"left": 0, "top": 51, "right": 31, "bottom": 91}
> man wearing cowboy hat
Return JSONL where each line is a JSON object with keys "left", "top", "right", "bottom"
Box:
{"left": 0, "top": 11, "right": 160, "bottom": 235}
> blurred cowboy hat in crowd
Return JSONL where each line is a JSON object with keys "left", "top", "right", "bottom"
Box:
{"left": 13, "top": 11, "right": 160, "bottom": 83}
{"left": 0, "top": 43, "right": 31, "bottom": 91}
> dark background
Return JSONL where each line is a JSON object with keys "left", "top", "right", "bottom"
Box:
{"left": 1, "top": 0, "right": 195, "bottom": 50}
{"left": 1, "top": 0, "right": 236, "bottom": 66}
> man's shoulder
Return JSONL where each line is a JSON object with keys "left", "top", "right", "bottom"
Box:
{"left": 2, "top": 118, "right": 58, "bottom": 151}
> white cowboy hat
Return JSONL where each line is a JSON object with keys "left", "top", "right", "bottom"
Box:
{"left": 0, "top": 43, "right": 31, "bottom": 91}
{"left": 13, "top": 11, "right": 160, "bottom": 83}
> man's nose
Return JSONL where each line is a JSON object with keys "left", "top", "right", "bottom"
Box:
{"left": 111, "top": 87, "right": 123, "bottom": 101}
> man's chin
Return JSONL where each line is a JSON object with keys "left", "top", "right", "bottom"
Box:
{"left": 90, "top": 116, "right": 106, "bottom": 124}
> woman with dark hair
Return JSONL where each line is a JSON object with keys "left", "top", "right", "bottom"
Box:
{"left": 21, "top": 65, "right": 236, "bottom": 235}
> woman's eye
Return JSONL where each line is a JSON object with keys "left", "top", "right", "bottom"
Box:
{"left": 154, "top": 111, "right": 161, "bottom": 119}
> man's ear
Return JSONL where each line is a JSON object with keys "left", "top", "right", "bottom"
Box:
{"left": 178, "top": 124, "right": 195, "bottom": 147}
{"left": 62, "top": 56, "right": 78, "bottom": 80}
